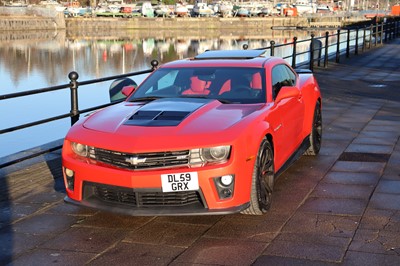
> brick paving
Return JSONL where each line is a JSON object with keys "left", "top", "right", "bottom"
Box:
{"left": 1, "top": 39, "right": 400, "bottom": 265}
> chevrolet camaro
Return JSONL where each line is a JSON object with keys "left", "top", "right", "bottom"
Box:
{"left": 62, "top": 49, "right": 322, "bottom": 216}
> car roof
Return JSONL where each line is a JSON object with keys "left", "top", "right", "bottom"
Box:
{"left": 160, "top": 49, "right": 282, "bottom": 69}
{"left": 194, "top": 49, "right": 268, "bottom": 59}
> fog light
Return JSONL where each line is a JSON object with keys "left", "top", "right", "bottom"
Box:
{"left": 64, "top": 168, "right": 75, "bottom": 191}
{"left": 220, "top": 175, "right": 233, "bottom": 186}
{"left": 65, "top": 168, "right": 74, "bottom": 177}
{"left": 222, "top": 189, "right": 232, "bottom": 198}
{"left": 213, "top": 174, "right": 235, "bottom": 200}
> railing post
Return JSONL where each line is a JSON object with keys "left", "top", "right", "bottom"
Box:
{"left": 324, "top": 31, "right": 329, "bottom": 68}
{"left": 393, "top": 21, "right": 396, "bottom": 39}
{"left": 291, "top": 37, "right": 297, "bottom": 68}
{"left": 69, "top": 71, "right": 79, "bottom": 126}
{"left": 336, "top": 29, "right": 340, "bottom": 63}
{"left": 355, "top": 27, "right": 359, "bottom": 55}
{"left": 369, "top": 24, "right": 373, "bottom": 49}
{"left": 384, "top": 21, "right": 388, "bottom": 42}
{"left": 362, "top": 26, "right": 366, "bottom": 52}
{"left": 270, "top": 41, "right": 275, "bottom": 56}
{"left": 374, "top": 23, "right": 378, "bottom": 46}
{"left": 380, "top": 22, "right": 384, "bottom": 45}
{"left": 346, "top": 28, "right": 350, "bottom": 58}
{"left": 309, "top": 34, "right": 315, "bottom": 71}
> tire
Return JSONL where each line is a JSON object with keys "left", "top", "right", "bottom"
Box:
{"left": 305, "top": 101, "right": 322, "bottom": 156}
{"left": 241, "top": 138, "right": 274, "bottom": 215}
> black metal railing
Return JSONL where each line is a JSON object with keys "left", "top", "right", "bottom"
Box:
{"left": 1, "top": 18, "right": 399, "bottom": 168}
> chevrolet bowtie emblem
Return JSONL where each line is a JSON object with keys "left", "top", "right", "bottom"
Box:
{"left": 125, "top": 156, "right": 147, "bottom": 165}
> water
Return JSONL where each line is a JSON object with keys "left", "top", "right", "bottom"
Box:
{"left": 0, "top": 29, "right": 334, "bottom": 158}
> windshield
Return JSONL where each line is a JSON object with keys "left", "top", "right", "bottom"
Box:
{"left": 128, "top": 67, "right": 266, "bottom": 104}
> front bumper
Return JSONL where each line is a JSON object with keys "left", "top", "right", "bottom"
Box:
{"left": 64, "top": 195, "right": 250, "bottom": 216}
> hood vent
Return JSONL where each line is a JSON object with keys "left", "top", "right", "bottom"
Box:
{"left": 125, "top": 110, "right": 191, "bottom": 126}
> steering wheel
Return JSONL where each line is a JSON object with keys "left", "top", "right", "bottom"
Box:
{"left": 235, "top": 85, "right": 252, "bottom": 95}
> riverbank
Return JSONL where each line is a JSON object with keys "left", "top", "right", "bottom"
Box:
{"left": 0, "top": 6, "right": 370, "bottom": 32}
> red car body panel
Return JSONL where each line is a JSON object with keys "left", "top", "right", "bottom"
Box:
{"left": 62, "top": 50, "right": 321, "bottom": 216}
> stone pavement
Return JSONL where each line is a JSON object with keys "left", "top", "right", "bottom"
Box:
{"left": 1, "top": 39, "right": 400, "bottom": 266}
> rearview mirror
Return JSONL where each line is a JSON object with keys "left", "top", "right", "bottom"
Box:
{"left": 275, "top": 86, "right": 300, "bottom": 102}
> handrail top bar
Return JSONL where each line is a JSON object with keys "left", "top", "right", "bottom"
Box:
{"left": 0, "top": 68, "right": 154, "bottom": 101}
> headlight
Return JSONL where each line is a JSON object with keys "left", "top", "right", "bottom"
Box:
{"left": 71, "top": 142, "right": 88, "bottom": 157}
{"left": 200, "top": 146, "right": 231, "bottom": 163}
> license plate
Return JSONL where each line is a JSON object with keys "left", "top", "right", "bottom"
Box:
{"left": 161, "top": 172, "right": 199, "bottom": 192}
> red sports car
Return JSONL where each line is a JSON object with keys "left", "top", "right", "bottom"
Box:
{"left": 62, "top": 49, "right": 322, "bottom": 216}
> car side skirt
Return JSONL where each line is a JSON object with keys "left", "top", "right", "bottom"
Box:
{"left": 275, "top": 134, "right": 311, "bottom": 178}
{"left": 64, "top": 196, "right": 250, "bottom": 216}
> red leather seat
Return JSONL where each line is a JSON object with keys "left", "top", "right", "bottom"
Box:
{"left": 182, "top": 76, "right": 210, "bottom": 95}
{"left": 251, "top": 72, "right": 262, "bottom": 90}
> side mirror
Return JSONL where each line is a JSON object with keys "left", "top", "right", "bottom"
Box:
{"left": 121, "top": 85, "right": 136, "bottom": 96}
{"left": 109, "top": 78, "right": 137, "bottom": 103}
{"left": 275, "top": 86, "right": 300, "bottom": 102}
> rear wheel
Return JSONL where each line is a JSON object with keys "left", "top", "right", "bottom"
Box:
{"left": 241, "top": 138, "right": 274, "bottom": 215}
{"left": 305, "top": 101, "right": 322, "bottom": 156}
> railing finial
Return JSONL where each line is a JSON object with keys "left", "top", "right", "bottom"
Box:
{"left": 150, "top": 60, "right": 159, "bottom": 70}
{"left": 68, "top": 71, "right": 79, "bottom": 82}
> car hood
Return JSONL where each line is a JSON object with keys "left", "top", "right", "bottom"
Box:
{"left": 82, "top": 98, "right": 264, "bottom": 136}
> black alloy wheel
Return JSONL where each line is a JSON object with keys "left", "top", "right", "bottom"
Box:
{"left": 242, "top": 138, "right": 274, "bottom": 215}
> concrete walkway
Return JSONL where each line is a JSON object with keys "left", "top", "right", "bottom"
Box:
{"left": 1, "top": 39, "right": 400, "bottom": 265}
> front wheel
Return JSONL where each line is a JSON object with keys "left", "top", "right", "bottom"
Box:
{"left": 241, "top": 138, "right": 274, "bottom": 215}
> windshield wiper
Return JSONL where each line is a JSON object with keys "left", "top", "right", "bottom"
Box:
{"left": 180, "top": 95, "right": 234, "bottom": 104}
{"left": 218, "top": 99, "right": 234, "bottom": 104}
{"left": 129, "top": 96, "right": 163, "bottom": 102}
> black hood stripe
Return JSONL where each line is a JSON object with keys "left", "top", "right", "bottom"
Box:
{"left": 125, "top": 98, "right": 212, "bottom": 127}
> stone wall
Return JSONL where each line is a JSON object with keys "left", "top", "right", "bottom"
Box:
{"left": 0, "top": 7, "right": 65, "bottom": 31}
{"left": 65, "top": 17, "right": 311, "bottom": 31}
{"left": 0, "top": 9, "right": 368, "bottom": 32}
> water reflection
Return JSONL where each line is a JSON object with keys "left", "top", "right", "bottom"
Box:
{"left": 0, "top": 29, "right": 326, "bottom": 157}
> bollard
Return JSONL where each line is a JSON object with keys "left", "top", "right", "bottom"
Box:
{"left": 310, "top": 34, "right": 322, "bottom": 69}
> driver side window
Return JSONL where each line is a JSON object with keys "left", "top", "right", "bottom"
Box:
{"left": 271, "top": 65, "right": 296, "bottom": 100}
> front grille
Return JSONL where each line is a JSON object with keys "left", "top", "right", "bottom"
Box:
{"left": 83, "top": 182, "right": 204, "bottom": 208}
{"left": 88, "top": 147, "right": 190, "bottom": 170}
